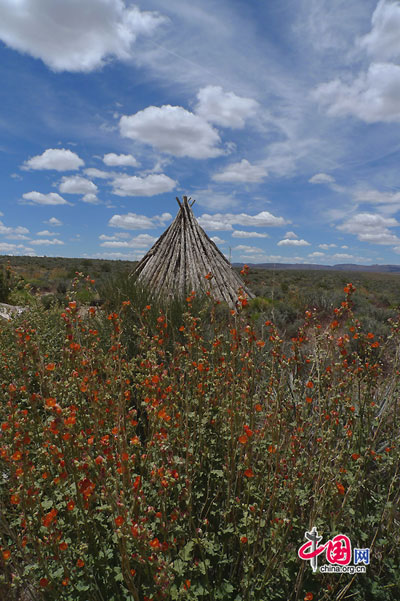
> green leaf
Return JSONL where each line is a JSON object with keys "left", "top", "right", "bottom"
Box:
{"left": 222, "top": 582, "right": 234, "bottom": 593}
{"left": 180, "top": 540, "right": 195, "bottom": 561}
{"left": 173, "top": 559, "right": 185, "bottom": 576}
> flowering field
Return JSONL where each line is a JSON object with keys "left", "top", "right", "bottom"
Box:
{"left": 0, "top": 277, "right": 399, "bottom": 600}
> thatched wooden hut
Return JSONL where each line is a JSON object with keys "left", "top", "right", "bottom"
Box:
{"left": 133, "top": 196, "right": 254, "bottom": 306}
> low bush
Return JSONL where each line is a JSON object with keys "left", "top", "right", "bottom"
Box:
{"left": 0, "top": 283, "right": 399, "bottom": 600}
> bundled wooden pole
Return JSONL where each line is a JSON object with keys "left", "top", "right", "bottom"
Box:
{"left": 134, "top": 196, "right": 254, "bottom": 306}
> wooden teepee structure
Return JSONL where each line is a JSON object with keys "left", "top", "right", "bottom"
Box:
{"left": 134, "top": 196, "right": 254, "bottom": 306}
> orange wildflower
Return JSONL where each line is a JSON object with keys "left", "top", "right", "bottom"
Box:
{"left": 336, "top": 482, "right": 345, "bottom": 495}
{"left": 238, "top": 435, "right": 248, "bottom": 445}
{"left": 42, "top": 508, "right": 57, "bottom": 527}
{"left": 10, "top": 494, "right": 20, "bottom": 505}
{"left": 3, "top": 550, "right": 11, "bottom": 561}
{"left": 304, "top": 594, "right": 314, "bottom": 601}
{"left": 115, "top": 516, "right": 124, "bottom": 527}
{"left": 240, "top": 536, "right": 248, "bottom": 544}
{"left": 244, "top": 468, "right": 254, "bottom": 478}
{"left": 45, "top": 363, "right": 55, "bottom": 371}
{"left": 76, "top": 558, "right": 85, "bottom": 568}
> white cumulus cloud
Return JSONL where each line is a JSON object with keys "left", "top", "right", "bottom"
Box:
{"left": 308, "top": 251, "right": 326, "bottom": 258}
{"left": 353, "top": 188, "right": 400, "bottom": 210}
{"left": 212, "top": 159, "right": 268, "bottom": 183}
{"left": 332, "top": 253, "right": 354, "bottom": 260}
{"left": 210, "top": 236, "right": 226, "bottom": 245}
{"left": 100, "top": 234, "right": 157, "bottom": 248}
{"left": 277, "top": 238, "right": 310, "bottom": 246}
{"left": 30, "top": 238, "right": 64, "bottom": 246}
{"left": 111, "top": 173, "right": 176, "bottom": 196}
{"left": 83, "top": 193, "right": 100, "bottom": 204}
{"left": 232, "top": 230, "right": 269, "bottom": 238}
{"left": 233, "top": 245, "right": 265, "bottom": 253}
{"left": 119, "top": 105, "right": 222, "bottom": 159}
{"left": 108, "top": 212, "right": 172, "bottom": 230}
{"left": 59, "top": 176, "right": 98, "bottom": 195}
{"left": 313, "top": 2, "right": 400, "bottom": 124}
{"left": 309, "top": 173, "right": 335, "bottom": 184}
{"left": 84, "top": 168, "right": 114, "bottom": 179}
{"left": 198, "top": 211, "right": 289, "bottom": 231}
{"left": 23, "top": 191, "right": 70, "bottom": 205}
{"left": 0, "top": 0, "right": 166, "bottom": 72}
{"left": 195, "top": 85, "right": 259, "bottom": 128}
{"left": 46, "top": 217, "right": 63, "bottom": 226}
{"left": 358, "top": 0, "right": 400, "bottom": 62}
{"left": 103, "top": 153, "right": 138, "bottom": 167}
{"left": 0, "top": 243, "right": 35, "bottom": 255}
{"left": 314, "top": 62, "right": 400, "bottom": 123}
{"left": 0, "top": 221, "right": 29, "bottom": 238}
{"left": 337, "top": 212, "right": 400, "bottom": 245}
{"left": 23, "top": 148, "right": 84, "bottom": 171}
{"left": 36, "top": 230, "right": 58, "bottom": 236}
{"left": 99, "top": 233, "right": 130, "bottom": 240}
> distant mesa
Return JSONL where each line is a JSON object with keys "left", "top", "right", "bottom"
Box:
{"left": 231, "top": 263, "right": 400, "bottom": 273}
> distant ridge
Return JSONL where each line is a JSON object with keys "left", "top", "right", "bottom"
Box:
{"left": 232, "top": 263, "right": 400, "bottom": 274}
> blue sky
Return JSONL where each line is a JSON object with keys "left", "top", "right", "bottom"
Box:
{"left": 1, "top": 0, "right": 400, "bottom": 265}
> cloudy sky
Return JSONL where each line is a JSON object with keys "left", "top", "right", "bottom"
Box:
{"left": 1, "top": 0, "right": 400, "bottom": 265}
